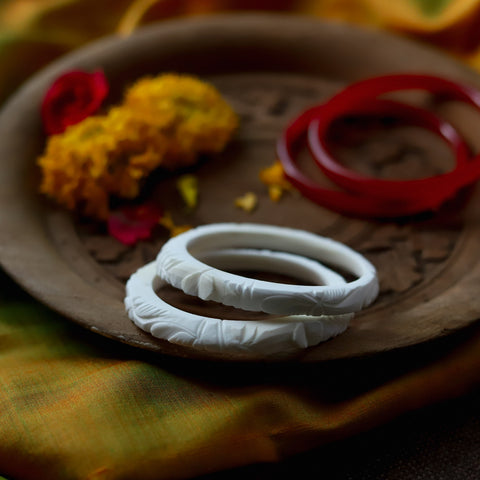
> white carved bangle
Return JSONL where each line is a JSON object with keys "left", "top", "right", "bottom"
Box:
{"left": 126, "top": 253, "right": 352, "bottom": 356}
{"left": 156, "top": 223, "right": 379, "bottom": 316}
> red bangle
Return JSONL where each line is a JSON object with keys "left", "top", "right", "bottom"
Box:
{"left": 308, "top": 74, "right": 480, "bottom": 206}
{"left": 277, "top": 98, "right": 474, "bottom": 217}
{"left": 308, "top": 97, "right": 472, "bottom": 204}
{"left": 326, "top": 73, "right": 480, "bottom": 109}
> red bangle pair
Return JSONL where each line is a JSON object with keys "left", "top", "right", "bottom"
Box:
{"left": 277, "top": 73, "right": 480, "bottom": 218}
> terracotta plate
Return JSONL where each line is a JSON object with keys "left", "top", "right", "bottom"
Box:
{"left": 1, "top": 14, "right": 480, "bottom": 362}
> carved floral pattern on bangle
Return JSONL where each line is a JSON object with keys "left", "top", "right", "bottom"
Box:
{"left": 126, "top": 252, "right": 353, "bottom": 357}
{"left": 156, "top": 223, "right": 379, "bottom": 316}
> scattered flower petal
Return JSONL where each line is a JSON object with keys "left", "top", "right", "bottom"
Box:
{"left": 235, "top": 192, "right": 258, "bottom": 212}
{"left": 268, "top": 185, "right": 284, "bottom": 202}
{"left": 176, "top": 174, "right": 198, "bottom": 209}
{"left": 107, "top": 203, "right": 163, "bottom": 245}
{"left": 158, "top": 211, "right": 192, "bottom": 237}
{"left": 259, "top": 160, "right": 292, "bottom": 202}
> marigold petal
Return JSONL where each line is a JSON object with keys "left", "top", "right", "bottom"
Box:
{"left": 235, "top": 192, "right": 258, "bottom": 212}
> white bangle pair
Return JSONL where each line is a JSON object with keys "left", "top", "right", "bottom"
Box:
{"left": 125, "top": 223, "right": 379, "bottom": 358}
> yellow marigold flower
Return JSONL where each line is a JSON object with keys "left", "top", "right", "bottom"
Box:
{"left": 38, "top": 74, "right": 238, "bottom": 219}
{"left": 38, "top": 107, "right": 169, "bottom": 219}
{"left": 124, "top": 74, "right": 239, "bottom": 168}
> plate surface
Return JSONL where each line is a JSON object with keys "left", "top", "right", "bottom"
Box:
{"left": 1, "top": 13, "right": 480, "bottom": 362}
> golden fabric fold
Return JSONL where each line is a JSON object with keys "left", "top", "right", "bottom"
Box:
{"left": 1, "top": 302, "right": 480, "bottom": 480}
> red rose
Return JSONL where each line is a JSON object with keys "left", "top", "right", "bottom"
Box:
{"left": 41, "top": 70, "right": 109, "bottom": 135}
{"left": 108, "top": 203, "right": 163, "bottom": 246}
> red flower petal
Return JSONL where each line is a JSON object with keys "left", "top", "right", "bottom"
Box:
{"left": 41, "top": 70, "right": 109, "bottom": 135}
{"left": 107, "top": 203, "right": 163, "bottom": 246}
